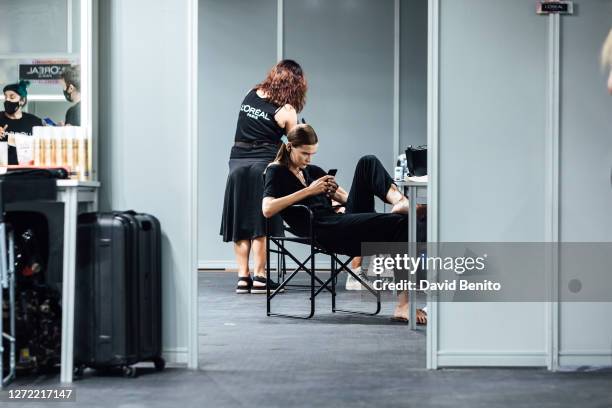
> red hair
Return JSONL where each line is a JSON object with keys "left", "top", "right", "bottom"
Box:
{"left": 256, "top": 59, "right": 307, "bottom": 113}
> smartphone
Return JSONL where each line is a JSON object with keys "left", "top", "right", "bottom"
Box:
{"left": 327, "top": 169, "right": 337, "bottom": 176}
{"left": 44, "top": 117, "right": 57, "bottom": 126}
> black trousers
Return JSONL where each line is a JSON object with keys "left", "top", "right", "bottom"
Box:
{"left": 345, "top": 155, "right": 396, "bottom": 213}
{"left": 315, "top": 155, "right": 408, "bottom": 256}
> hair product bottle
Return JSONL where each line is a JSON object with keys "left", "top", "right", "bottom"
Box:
{"left": 43, "top": 128, "right": 53, "bottom": 167}
{"left": 32, "top": 126, "right": 43, "bottom": 166}
{"left": 76, "top": 127, "right": 88, "bottom": 181}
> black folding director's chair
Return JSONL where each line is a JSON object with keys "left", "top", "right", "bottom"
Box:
{"left": 265, "top": 204, "right": 381, "bottom": 319}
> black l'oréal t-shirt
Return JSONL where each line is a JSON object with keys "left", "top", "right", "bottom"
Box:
{"left": 0, "top": 111, "right": 43, "bottom": 164}
{"left": 65, "top": 102, "right": 81, "bottom": 126}
{"left": 263, "top": 163, "right": 335, "bottom": 235}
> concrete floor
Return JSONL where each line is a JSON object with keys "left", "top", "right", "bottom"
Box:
{"left": 2, "top": 271, "right": 612, "bottom": 408}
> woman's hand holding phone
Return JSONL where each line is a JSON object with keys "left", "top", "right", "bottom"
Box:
{"left": 307, "top": 175, "right": 334, "bottom": 196}
{"left": 326, "top": 179, "right": 338, "bottom": 197}
{"left": 325, "top": 169, "right": 339, "bottom": 197}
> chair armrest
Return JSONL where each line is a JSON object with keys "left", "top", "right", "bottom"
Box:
{"left": 266, "top": 204, "right": 316, "bottom": 239}
{"left": 288, "top": 205, "right": 315, "bottom": 239}
{"left": 288, "top": 204, "right": 314, "bottom": 218}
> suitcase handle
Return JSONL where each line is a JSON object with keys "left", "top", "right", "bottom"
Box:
{"left": 122, "top": 210, "right": 152, "bottom": 231}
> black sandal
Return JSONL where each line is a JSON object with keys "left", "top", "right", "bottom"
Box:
{"left": 236, "top": 276, "right": 252, "bottom": 294}
{"left": 251, "top": 276, "right": 284, "bottom": 294}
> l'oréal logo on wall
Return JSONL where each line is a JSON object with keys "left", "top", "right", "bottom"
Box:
{"left": 536, "top": 1, "right": 574, "bottom": 15}
{"left": 19, "top": 63, "right": 71, "bottom": 81}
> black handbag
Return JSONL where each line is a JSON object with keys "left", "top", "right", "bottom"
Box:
{"left": 405, "top": 145, "right": 427, "bottom": 176}
{"left": 1, "top": 168, "right": 69, "bottom": 180}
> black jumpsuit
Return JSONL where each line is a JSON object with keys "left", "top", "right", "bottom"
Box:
{"left": 220, "top": 89, "right": 285, "bottom": 242}
{"left": 263, "top": 155, "right": 408, "bottom": 256}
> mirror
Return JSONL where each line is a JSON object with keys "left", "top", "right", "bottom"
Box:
{"left": 0, "top": 0, "right": 95, "bottom": 178}
{"left": 0, "top": 0, "right": 81, "bottom": 124}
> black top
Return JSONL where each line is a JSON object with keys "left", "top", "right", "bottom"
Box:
{"left": 234, "top": 89, "right": 284, "bottom": 145}
{"left": 65, "top": 101, "right": 81, "bottom": 126}
{"left": 0, "top": 111, "right": 43, "bottom": 165}
{"left": 263, "top": 164, "right": 335, "bottom": 234}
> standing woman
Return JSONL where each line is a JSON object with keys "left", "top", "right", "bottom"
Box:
{"left": 221, "top": 60, "right": 307, "bottom": 294}
{"left": 0, "top": 80, "right": 43, "bottom": 164}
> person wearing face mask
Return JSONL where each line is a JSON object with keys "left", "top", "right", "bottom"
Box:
{"left": 0, "top": 80, "right": 43, "bottom": 165}
{"left": 60, "top": 65, "right": 81, "bottom": 126}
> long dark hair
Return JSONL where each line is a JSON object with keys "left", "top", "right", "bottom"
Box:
{"left": 256, "top": 59, "right": 307, "bottom": 112}
{"left": 274, "top": 124, "right": 318, "bottom": 167}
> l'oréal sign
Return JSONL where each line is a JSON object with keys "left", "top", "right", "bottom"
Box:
{"left": 19, "top": 63, "right": 71, "bottom": 81}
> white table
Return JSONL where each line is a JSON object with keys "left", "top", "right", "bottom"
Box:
{"left": 56, "top": 180, "right": 100, "bottom": 383}
{"left": 396, "top": 178, "right": 427, "bottom": 330}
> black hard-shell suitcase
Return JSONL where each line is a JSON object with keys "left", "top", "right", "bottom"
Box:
{"left": 74, "top": 211, "right": 164, "bottom": 378}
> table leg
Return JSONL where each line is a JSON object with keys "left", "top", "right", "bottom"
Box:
{"left": 0, "top": 222, "right": 6, "bottom": 388}
{"left": 408, "top": 186, "right": 418, "bottom": 330}
{"left": 90, "top": 191, "right": 98, "bottom": 212}
{"left": 60, "top": 189, "right": 78, "bottom": 383}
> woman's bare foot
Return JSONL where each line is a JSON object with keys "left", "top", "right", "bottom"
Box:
{"left": 386, "top": 185, "right": 409, "bottom": 214}
{"left": 391, "top": 196, "right": 409, "bottom": 214}
{"left": 415, "top": 309, "right": 427, "bottom": 325}
{"left": 392, "top": 305, "right": 427, "bottom": 325}
{"left": 393, "top": 302, "right": 408, "bottom": 320}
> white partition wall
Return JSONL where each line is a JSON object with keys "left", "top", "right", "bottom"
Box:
{"left": 558, "top": 0, "right": 612, "bottom": 367}
{"left": 431, "top": 0, "right": 549, "bottom": 368}
{"left": 429, "top": 0, "right": 612, "bottom": 369}
{"left": 98, "top": 0, "right": 198, "bottom": 367}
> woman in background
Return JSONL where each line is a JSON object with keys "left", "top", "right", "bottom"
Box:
{"left": 0, "top": 80, "right": 43, "bottom": 165}
{"left": 221, "top": 60, "right": 307, "bottom": 294}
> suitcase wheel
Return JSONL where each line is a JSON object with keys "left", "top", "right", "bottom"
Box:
{"left": 122, "top": 365, "right": 138, "bottom": 378}
{"left": 74, "top": 365, "right": 85, "bottom": 379}
{"left": 153, "top": 357, "right": 166, "bottom": 371}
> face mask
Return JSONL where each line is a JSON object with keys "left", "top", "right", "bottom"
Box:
{"left": 4, "top": 100, "right": 20, "bottom": 115}
{"left": 63, "top": 88, "right": 73, "bottom": 103}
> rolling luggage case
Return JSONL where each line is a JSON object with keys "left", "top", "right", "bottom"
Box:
{"left": 74, "top": 211, "right": 164, "bottom": 378}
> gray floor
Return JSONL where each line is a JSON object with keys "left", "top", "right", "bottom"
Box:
{"left": 3, "top": 271, "right": 612, "bottom": 408}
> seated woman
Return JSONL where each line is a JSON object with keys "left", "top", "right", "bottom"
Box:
{"left": 262, "top": 124, "right": 426, "bottom": 324}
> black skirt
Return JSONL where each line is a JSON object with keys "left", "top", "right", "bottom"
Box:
{"left": 220, "top": 147, "right": 284, "bottom": 242}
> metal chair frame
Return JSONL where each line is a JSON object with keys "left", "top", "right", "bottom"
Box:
{"left": 265, "top": 205, "right": 381, "bottom": 319}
